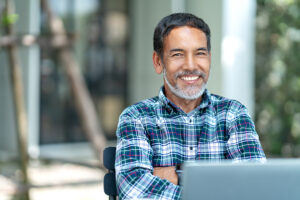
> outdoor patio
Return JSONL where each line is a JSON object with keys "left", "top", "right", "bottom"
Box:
{"left": 0, "top": 160, "right": 106, "bottom": 200}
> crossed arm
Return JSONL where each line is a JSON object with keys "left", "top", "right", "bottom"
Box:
{"left": 115, "top": 116, "right": 182, "bottom": 200}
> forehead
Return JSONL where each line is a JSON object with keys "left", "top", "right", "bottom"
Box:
{"left": 163, "top": 26, "right": 207, "bottom": 50}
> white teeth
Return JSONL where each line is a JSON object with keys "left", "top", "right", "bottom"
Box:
{"left": 181, "top": 76, "right": 198, "bottom": 81}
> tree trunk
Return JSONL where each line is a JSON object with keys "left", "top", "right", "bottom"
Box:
{"left": 41, "top": 0, "right": 107, "bottom": 167}
{"left": 4, "top": 0, "right": 30, "bottom": 199}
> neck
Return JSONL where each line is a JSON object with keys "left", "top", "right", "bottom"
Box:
{"left": 165, "top": 87, "right": 202, "bottom": 113}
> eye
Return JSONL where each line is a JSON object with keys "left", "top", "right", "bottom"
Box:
{"left": 196, "top": 51, "right": 207, "bottom": 56}
{"left": 172, "top": 53, "right": 183, "bottom": 57}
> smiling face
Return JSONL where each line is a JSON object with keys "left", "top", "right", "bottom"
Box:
{"left": 153, "top": 26, "right": 211, "bottom": 101}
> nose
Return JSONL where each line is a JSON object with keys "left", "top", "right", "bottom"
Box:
{"left": 184, "top": 54, "right": 197, "bottom": 71}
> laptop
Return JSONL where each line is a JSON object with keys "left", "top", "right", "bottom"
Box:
{"left": 182, "top": 159, "right": 300, "bottom": 200}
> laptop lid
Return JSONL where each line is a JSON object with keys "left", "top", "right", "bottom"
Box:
{"left": 182, "top": 159, "right": 300, "bottom": 200}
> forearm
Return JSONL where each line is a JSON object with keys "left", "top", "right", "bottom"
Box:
{"left": 153, "top": 166, "right": 178, "bottom": 185}
{"left": 116, "top": 167, "right": 182, "bottom": 199}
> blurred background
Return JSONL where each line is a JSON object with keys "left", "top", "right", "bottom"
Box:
{"left": 0, "top": 0, "right": 299, "bottom": 199}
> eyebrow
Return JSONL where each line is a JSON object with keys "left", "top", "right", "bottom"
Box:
{"left": 169, "top": 47, "right": 208, "bottom": 53}
{"left": 196, "top": 47, "right": 208, "bottom": 51}
{"left": 169, "top": 48, "right": 184, "bottom": 53}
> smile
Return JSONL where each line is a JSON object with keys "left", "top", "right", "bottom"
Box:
{"left": 180, "top": 76, "right": 200, "bottom": 81}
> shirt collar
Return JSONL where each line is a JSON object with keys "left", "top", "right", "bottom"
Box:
{"left": 158, "top": 86, "right": 211, "bottom": 114}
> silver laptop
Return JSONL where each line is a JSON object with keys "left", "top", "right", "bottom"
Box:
{"left": 182, "top": 159, "right": 300, "bottom": 200}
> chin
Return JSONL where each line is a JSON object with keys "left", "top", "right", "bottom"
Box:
{"left": 179, "top": 84, "right": 207, "bottom": 100}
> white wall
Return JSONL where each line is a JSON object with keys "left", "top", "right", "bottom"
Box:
{"left": 221, "top": 0, "right": 256, "bottom": 116}
{"left": 128, "top": 0, "right": 172, "bottom": 104}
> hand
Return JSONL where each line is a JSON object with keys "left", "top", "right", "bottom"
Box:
{"left": 153, "top": 166, "right": 178, "bottom": 185}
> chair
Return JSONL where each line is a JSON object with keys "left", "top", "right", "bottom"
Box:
{"left": 103, "top": 146, "right": 118, "bottom": 200}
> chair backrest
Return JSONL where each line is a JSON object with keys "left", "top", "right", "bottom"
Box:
{"left": 103, "top": 147, "right": 118, "bottom": 200}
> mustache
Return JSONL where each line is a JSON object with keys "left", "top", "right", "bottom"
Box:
{"left": 174, "top": 70, "right": 206, "bottom": 79}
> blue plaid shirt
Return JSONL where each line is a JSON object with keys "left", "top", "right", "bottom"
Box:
{"left": 115, "top": 87, "right": 266, "bottom": 200}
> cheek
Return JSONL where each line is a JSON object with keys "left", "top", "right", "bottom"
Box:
{"left": 198, "top": 59, "right": 210, "bottom": 72}
{"left": 205, "top": 67, "right": 211, "bottom": 82}
{"left": 165, "top": 61, "right": 182, "bottom": 74}
{"left": 167, "top": 59, "right": 184, "bottom": 67}
{"left": 204, "top": 64, "right": 210, "bottom": 74}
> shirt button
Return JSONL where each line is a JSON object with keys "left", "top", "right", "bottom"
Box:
{"left": 184, "top": 117, "right": 189, "bottom": 123}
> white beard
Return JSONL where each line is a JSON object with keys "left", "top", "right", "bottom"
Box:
{"left": 163, "top": 68, "right": 207, "bottom": 100}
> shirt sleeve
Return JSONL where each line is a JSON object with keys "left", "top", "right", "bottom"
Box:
{"left": 115, "top": 113, "right": 182, "bottom": 200}
{"left": 226, "top": 102, "right": 266, "bottom": 162}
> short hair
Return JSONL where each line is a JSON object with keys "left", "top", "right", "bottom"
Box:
{"left": 153, "top": 13, "right": 211, "bottom": 57}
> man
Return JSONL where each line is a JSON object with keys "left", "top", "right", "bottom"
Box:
{"left": 115, "top": 13, "right": 266, "bottom": 200}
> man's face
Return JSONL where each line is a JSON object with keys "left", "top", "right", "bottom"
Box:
{"left": 155, "top": 26, "right": 211, "bottom": 100}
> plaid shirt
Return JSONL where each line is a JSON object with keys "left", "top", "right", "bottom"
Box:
{"left": 115, "top": 87, "right": 266, "bottom": 200}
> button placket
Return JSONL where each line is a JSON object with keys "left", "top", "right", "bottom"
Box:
{"left": 186, "top": 116, "right": 197, "bottom": 158}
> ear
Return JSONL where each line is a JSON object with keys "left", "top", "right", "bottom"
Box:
{"left": 152, "top": 51, "right": 163, "bottom": 74}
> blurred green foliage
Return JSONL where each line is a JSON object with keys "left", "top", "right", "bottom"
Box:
{"left": 2, "top": 13, "right": 19, "bottom": 25}
{"left": 255, "top": 0, "right": 300, "bottom": 157}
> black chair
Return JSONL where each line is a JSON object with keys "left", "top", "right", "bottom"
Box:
{"left": 103, "top": 147, "right": 118, "bottom": 200}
